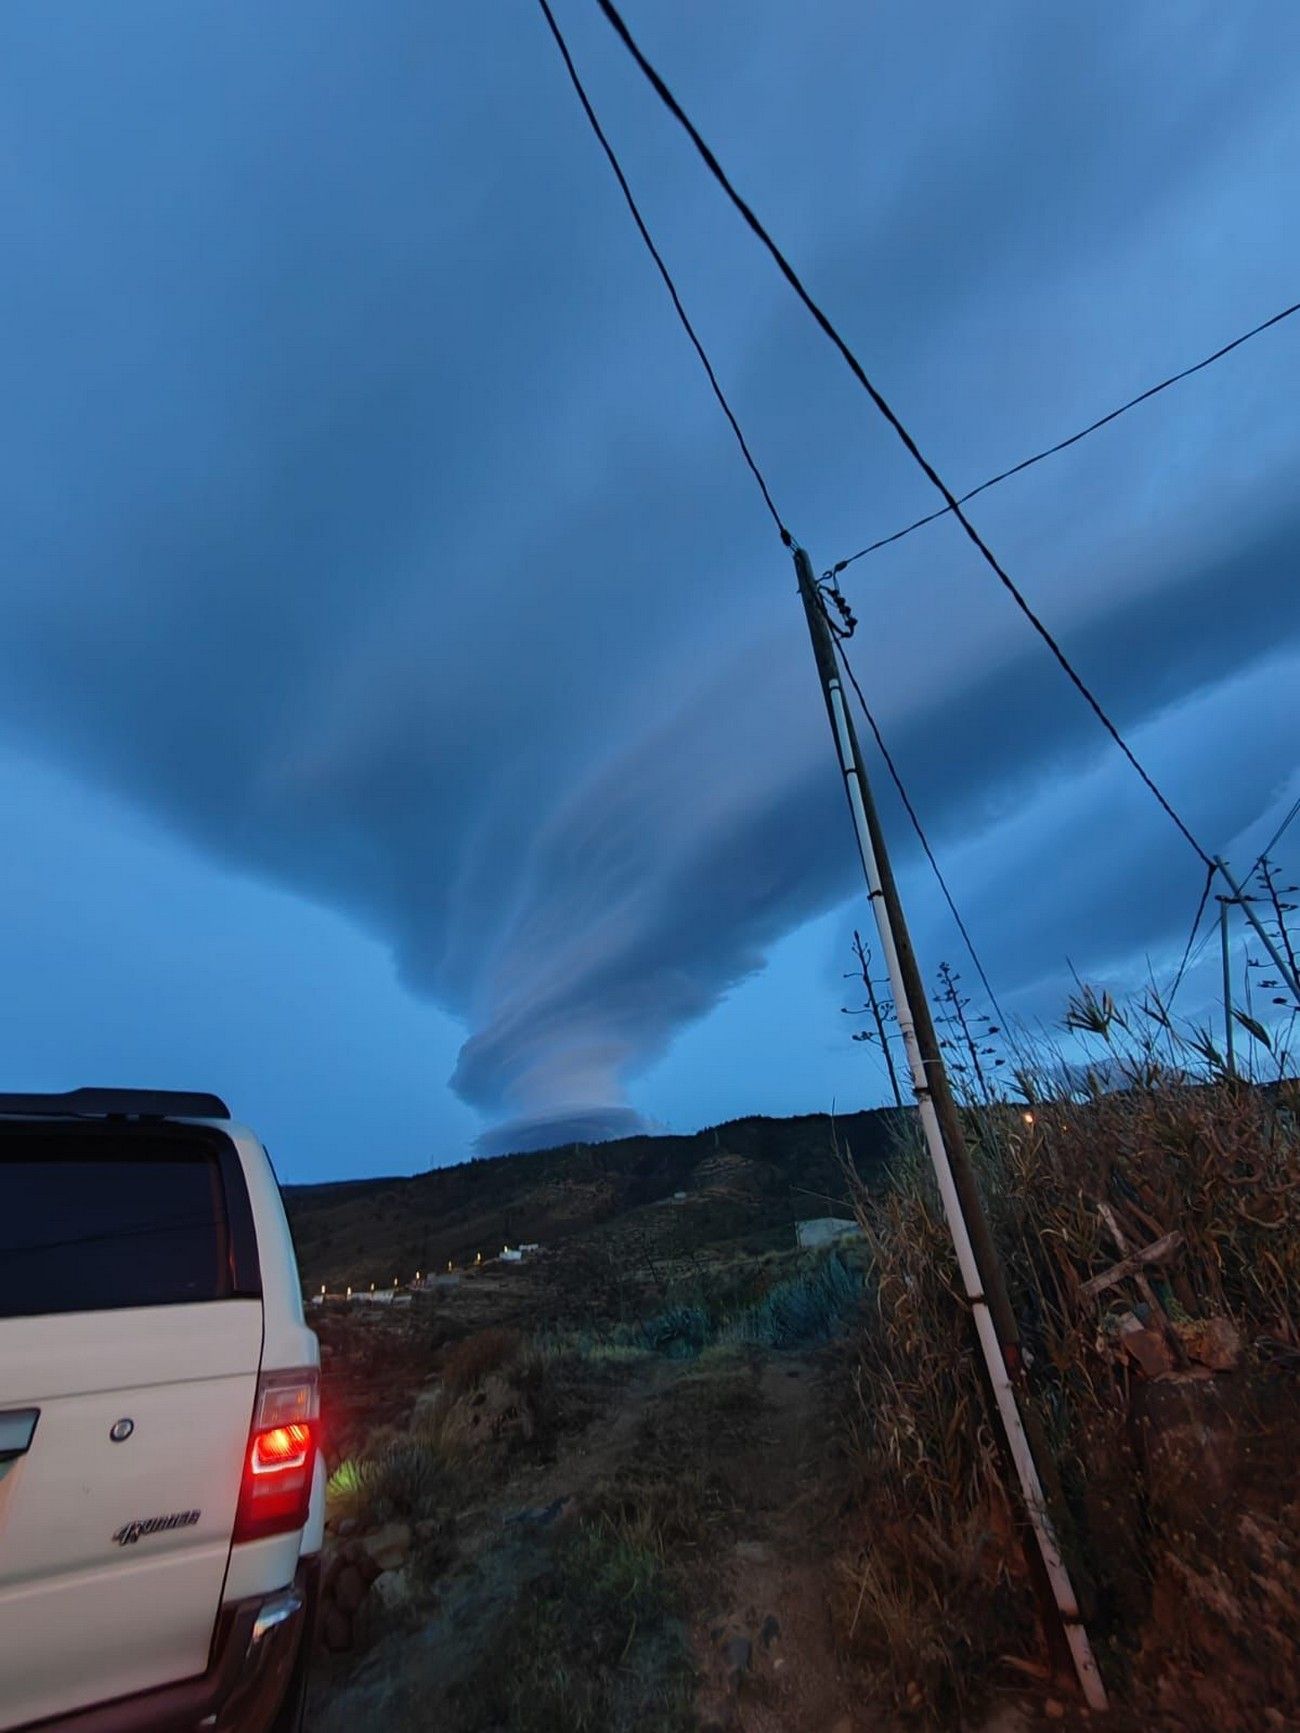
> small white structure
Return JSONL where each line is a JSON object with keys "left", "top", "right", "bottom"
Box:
{"left": 795, "top": 1216, "right": 864, "bottom": 1251}
{"left": 499, "top": 1247, "right": 523, "bottom": 1263}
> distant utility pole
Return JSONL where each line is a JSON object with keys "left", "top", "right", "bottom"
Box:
{"left": 1218, "top": 895, "right": 1237, "bottom": 1079}
{"left": 1215, "top": 856, "right": 1300, "bottom": 1005}
{"left": 793, "top": 546, "right": 1107, "bottom": 1711}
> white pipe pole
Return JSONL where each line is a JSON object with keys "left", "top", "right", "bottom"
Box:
{"left": 824, "top": 673, "right": 1109, "bottom": 1712}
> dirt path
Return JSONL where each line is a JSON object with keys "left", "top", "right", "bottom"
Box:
{"left": 307, "top": 1347, "right": 886, "bottom": 1732}
{"left": 306, "top": 1356, "right": 677, "bottom": 1732}
{"left": 691, "top": 1353, "right": 872, "bottom": 1733}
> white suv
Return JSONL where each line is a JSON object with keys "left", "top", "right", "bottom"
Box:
{"left": 0, "top": 1090, "right": 324, "bottom": 1733}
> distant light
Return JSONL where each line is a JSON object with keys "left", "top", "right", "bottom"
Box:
{"left": 447, "top": 1260, "right": 453, "bottom": 1271}
{"left": 370, "top": 1282, "right": 375, "bottom": 1291}
{"left": 1022, "top": 1111, "right": 1036, "bottom": 1126}
{"left": 346, "top": 1286, "right": 352, "bottom": 1298}
{"left": 320, "top": 1285, "right": 326, "bottom": 1295}
{"left": 415, "top": 1271, "right": 421, "bottom": 1281}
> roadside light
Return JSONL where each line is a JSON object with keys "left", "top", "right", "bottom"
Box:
{"left": 1022, "top": 1111, "right": 1035, "bottom": 1126}
{"left": 320, "top": 1285, "right": 325, "bottom": 1295}
{"left": 415, "top": 1270, "right": 421, "bottom": 1282}
{"left": 447, "top": 1260, "right": 453, "bottom": 1272}
{"left": 370, "top": 1282, "right": 375, "bottom": 1292}
{"left": 346, "top": 1286, "right": 352, "bottom": 1298}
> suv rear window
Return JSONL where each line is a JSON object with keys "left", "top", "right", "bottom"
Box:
{"left": 0, "top": 1126, "right": 251, "bottom": 1318}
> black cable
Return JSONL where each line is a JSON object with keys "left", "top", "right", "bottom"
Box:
{"left": 594, "top": 0, "right": 1214, "bottom": 870}
{"left": 828, "top": 300, "right": 1300, "bottom": 575}
{"left": 1166, "top": 861, "right": 1218, "bottom": 1012}
{"left": 533, "top": 0, "right": 790, "bottom": 545}
{"left": 1248, "top": 793, "right": 1300, "bottom": 882}
{"left": 832, "top": 620, "right": 1009, "bottom": 1032}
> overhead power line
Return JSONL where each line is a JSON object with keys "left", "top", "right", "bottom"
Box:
{"left": 1249, "top": 792, "right": 1300, "bottom": 882}
{"left": 594, "top": 0, "right": 1214, "bottom": 871}
{"left": 533, "top": 0, "right": 790, "bottom": 544}
{"left": 832, "top": 621, "right": 1009, "bottom": 1031}
{"left": 828, "top": 299, "right": 1300, "bottom": 576}
{"left": 1166, "top": 862, "right": 1218, "bottom": 1012}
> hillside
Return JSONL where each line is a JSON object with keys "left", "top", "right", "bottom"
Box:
{"left": 284, "top": 1107, "right": 905, "bottom": 1292}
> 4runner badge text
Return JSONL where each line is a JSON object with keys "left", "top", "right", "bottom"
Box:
{"left": 112, "top": 1510, "right": 201, "bottom": 1546}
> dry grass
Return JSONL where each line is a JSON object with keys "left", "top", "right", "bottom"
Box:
{"left": 440, "top": 1326, "right": 523, "bottom": 1394}
{"left": 836, "top": 1000, "right": 1300, "bottom": 1726}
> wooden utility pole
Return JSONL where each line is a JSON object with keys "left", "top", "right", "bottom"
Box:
{"left": 794, "top": 545, "right": 1107, "bottom": 1710}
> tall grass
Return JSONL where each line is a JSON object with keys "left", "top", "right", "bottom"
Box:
{"left": 837, "top": 991, "right": 1300, "bottom": 1723}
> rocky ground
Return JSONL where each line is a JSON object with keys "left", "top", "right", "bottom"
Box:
{"left": 303, "top": 1258, "right": 1080, "bottom": 1733}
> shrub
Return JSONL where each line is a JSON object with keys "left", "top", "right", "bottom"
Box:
{"left": 721, "top": 1251, "right": 862, "bottom": 1348}
{"left": 440, "top": 1326, "right": 521, "bottom": 1394}
{"left": 326, "top": 1435, "right": 447, "bottom": 1526}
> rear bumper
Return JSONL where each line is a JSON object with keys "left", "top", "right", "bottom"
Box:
{"left": 17, "top": 1555, "right": 320, "bottom": 1733}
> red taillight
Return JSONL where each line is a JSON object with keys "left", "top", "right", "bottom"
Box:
{"left": 251, "top": 1422, "right": 313, "bottom": 1473}
{"left": 234, "top": 1370, "right": 319, "bottom": 1544}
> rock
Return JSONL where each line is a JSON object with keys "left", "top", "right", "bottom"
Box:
{"left": 320, "top": 1606, "right": 352, "bottom": 1653}
{"left": 332, "top": 1564, "right": 369, "bottom": 1614}
{"left": 370, "top": 1567, "right": 412, "bottom": 1612}
{"left": 506, "top": 1496, "right": 571, "bottom": 1528}
{"left": 723, "top": 1635, "right": 752, "bottom": 1675}
{"left": 412, "top": 1385, "right": 443, "bottom": 1421}
{"left": 1117, "top": 1316, "right": 1175, "bottom": 1377}
{"left": 1134, "top": 1373, "right": 1240, "bottom": 1531}
{"left": 1175, "top": 1316, "right": 1242, "bottom": 1371}
{"left": 361, "top": 1520, "right": 412, "bottom": 1572}
{"left": 435, "top": 1372, "right": 535, "bottom": 1453}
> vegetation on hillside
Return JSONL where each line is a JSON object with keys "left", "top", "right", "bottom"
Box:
{"left": 834, "top": 987, "right": 1300, "bottom": 1726}
{"left": 285, "top": 1108, "right": 901, "bottom": 1291}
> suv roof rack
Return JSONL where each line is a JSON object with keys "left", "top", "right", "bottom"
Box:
{"left": 0, "top": 1088, "right": 231, "bottom": 1120}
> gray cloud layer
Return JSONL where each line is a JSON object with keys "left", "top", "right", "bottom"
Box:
{"left": 1, "top": 2, "right": 1297, "bottom": 1150}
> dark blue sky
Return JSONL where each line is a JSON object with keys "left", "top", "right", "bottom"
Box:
{"left": 1, "top": 3, "right": 1297, "bottom": 1180}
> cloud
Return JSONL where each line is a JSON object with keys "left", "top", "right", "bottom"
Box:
{"left": 0, "top": 1, "right": 1297, "bottom": 1152}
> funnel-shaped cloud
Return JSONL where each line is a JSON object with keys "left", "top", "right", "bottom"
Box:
{"left": 0, "top": 2, "right": 1298, "bottom": 1154}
